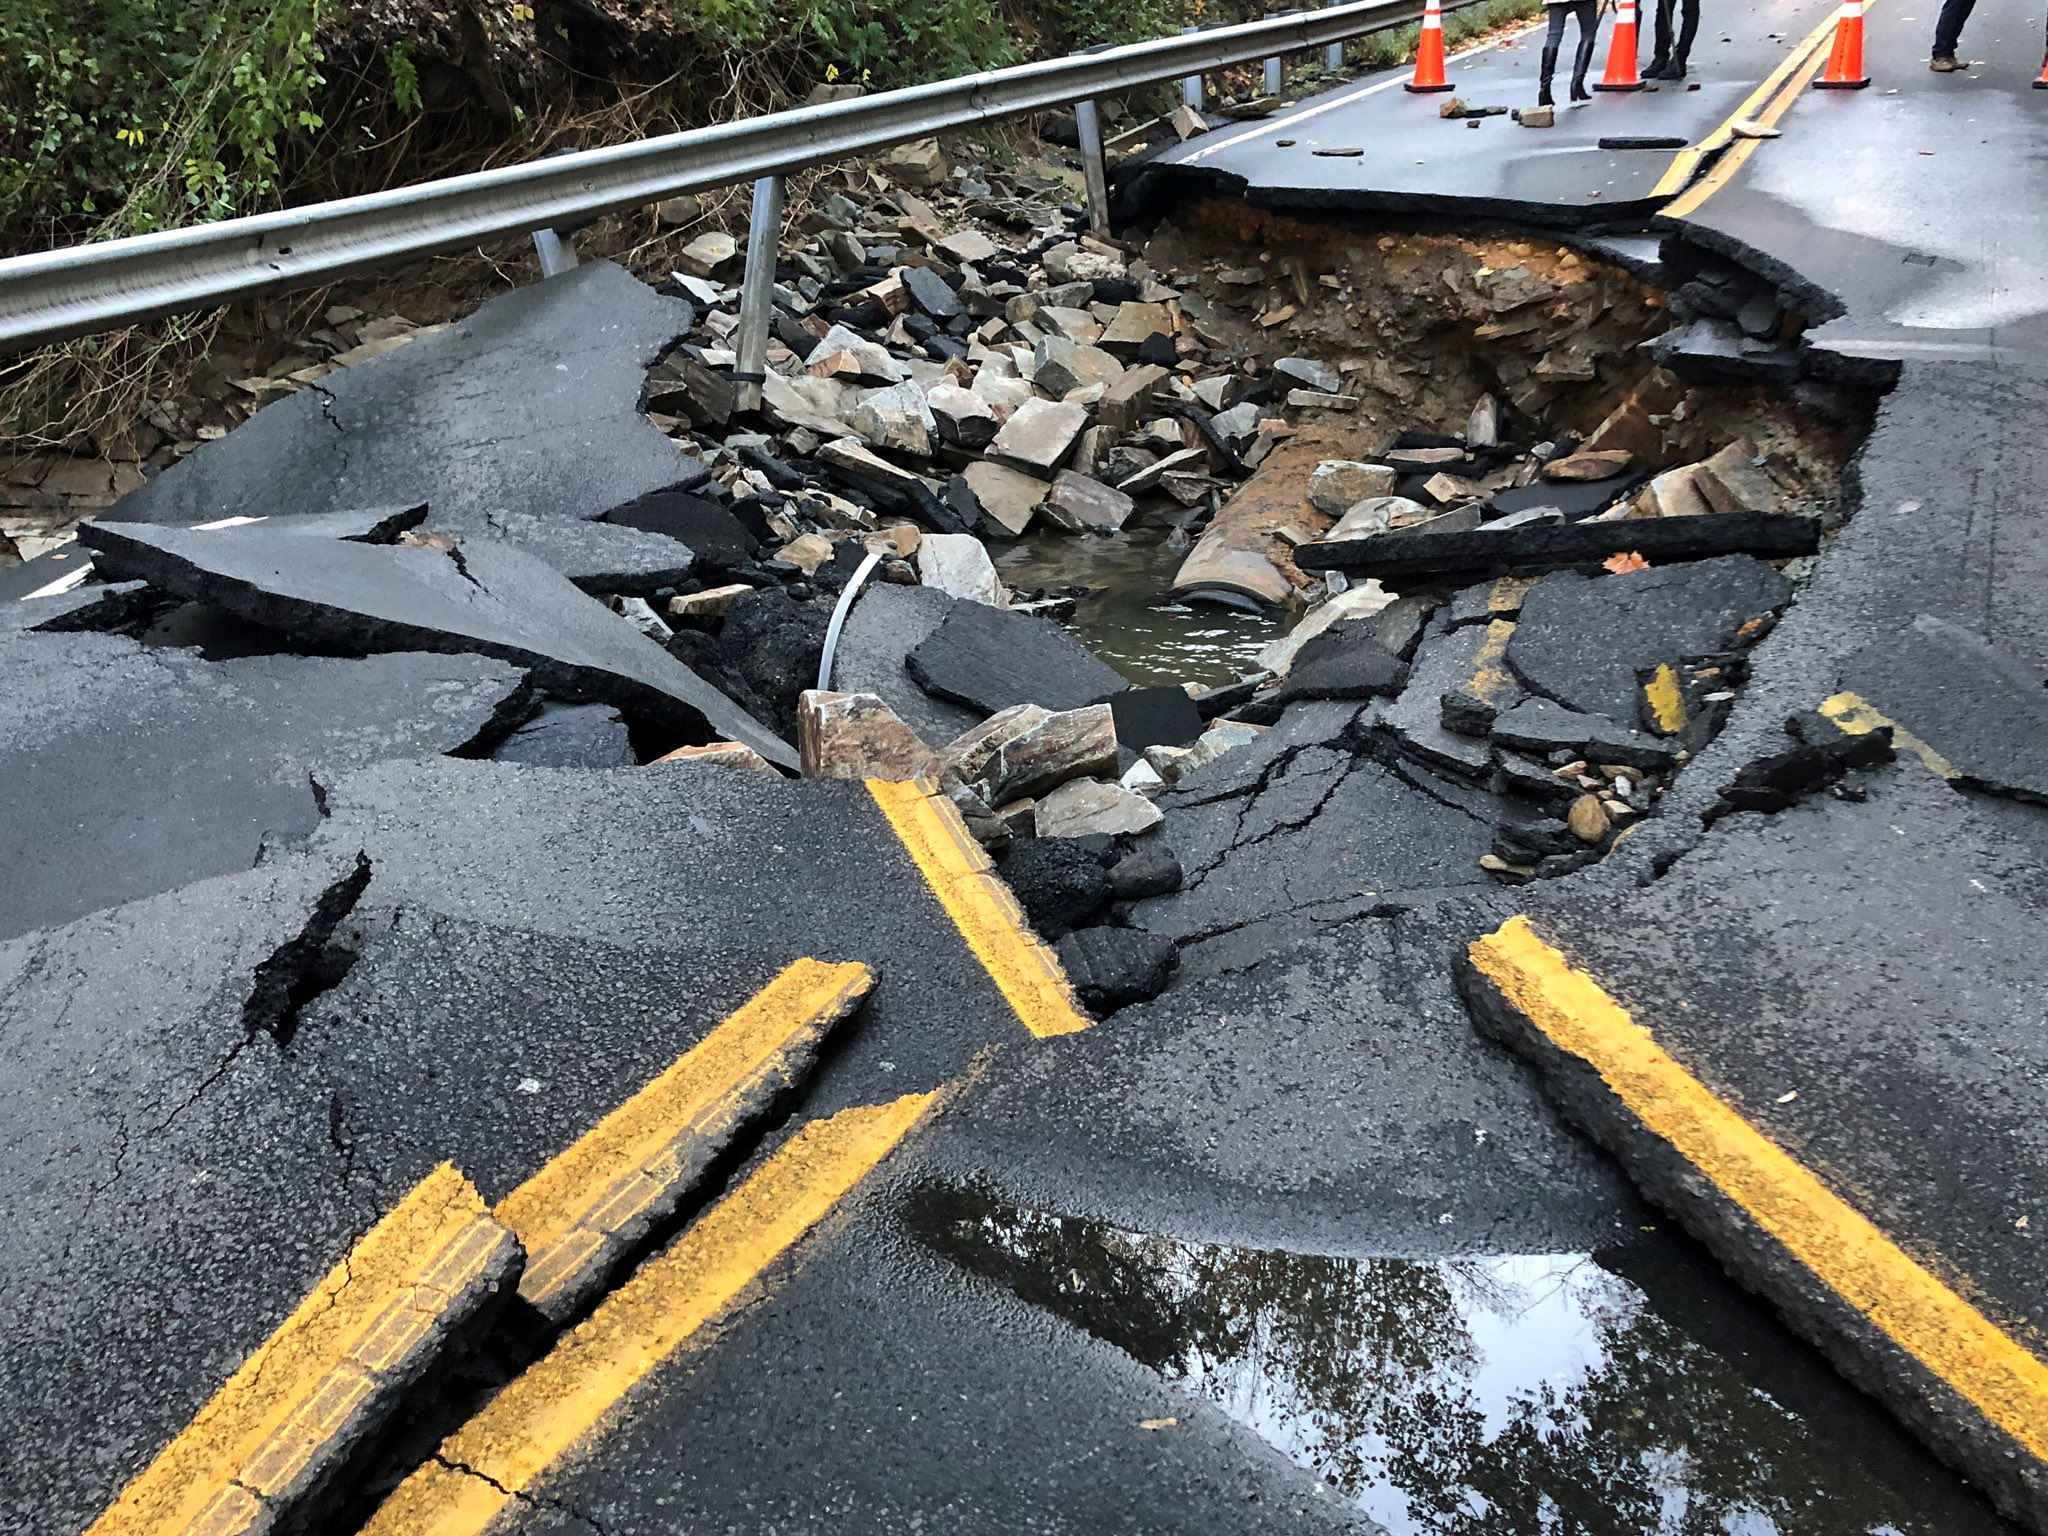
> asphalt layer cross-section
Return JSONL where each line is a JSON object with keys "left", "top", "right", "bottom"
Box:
{"left": 1133, "top": 0, "right": 1838, "bottom": 225}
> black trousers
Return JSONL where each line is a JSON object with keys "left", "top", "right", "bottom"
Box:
{"left": 1932, "top": 0, "right": 1974, "bottom": 55}
{"left": 1543, "top": 0, "right": 1599, "bottom": 57}
{"left": 1652, "top": 0, "right": 1700, "bottom": 62}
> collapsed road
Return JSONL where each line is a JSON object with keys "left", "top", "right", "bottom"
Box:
{"left": 3, "top": 25, "right": 2047, "bottom": 1536}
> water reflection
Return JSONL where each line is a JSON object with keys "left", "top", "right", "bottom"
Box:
{"left": 991, "top": 530, "right": 1280, "bottom": 688}
{"left": 909, "top": 1188, "right": 2012, "bottom": 1536}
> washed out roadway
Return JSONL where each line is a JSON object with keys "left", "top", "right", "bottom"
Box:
{"left": 1135, "top": 0, "right": 1839, "bottom": 224}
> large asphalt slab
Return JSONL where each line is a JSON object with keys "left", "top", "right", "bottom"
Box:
{"left": 0, "top": 855, "right": 394, "bottom": 1535}
{"left": 80, "top": 513, "right": 797, "bottom": 767}
{"left": 307, "top": 757, "right": 1031, "bottom": 1114}
{"left": 924, "top": 890, "right": 1645, "bottom": 1259}
{"left": 1663, "top": 3, "right": 2048, "bottom": 365}
{"left": 0, "top": 621, "right": 527, "bottom": 942}
{"left": 1463, "top": 757, "right": 2048, "bottom": 1528}
{"left": 1131, "top": 0, "right": 1837, "bottom": 225}
{"left": 95, "top": 262, "right": 711, "bottom": 588}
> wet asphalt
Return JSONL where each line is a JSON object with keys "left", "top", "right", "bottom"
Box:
{"left": 9, "top": 21, "right": 2048, "bottom": 1532}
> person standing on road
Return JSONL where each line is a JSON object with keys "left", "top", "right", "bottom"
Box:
{"left": 1929, "top": 0, "right": 1973, "bottom": 69}
{"left": 1539, "top": 0, "right": 1602, "bottom": 105}
{"left": 1644, "top": 0, "right": 1699, "bottom": 77}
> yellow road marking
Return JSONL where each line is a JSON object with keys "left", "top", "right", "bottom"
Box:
{"left": 1469, "top": 915, "right": 2048, "bottom": 1467}
{"left": 1465, "top": 619, "right": 1520, "bottom": 710}
{"left": 496, "top": 958, "right": 875, "bottom": 1321}
{"left": 1820, "top": 690, "right": 1959, "bottom": 779}
{"left": 1650, "top": 2, "right": 1844, "bottom": 198}
{"left": 1661, "top": 0, "right": 1875, "bottom": 218}
{"left": 89, "top": 1165, "right": 516, "bottom": 1536}
{"left": 1643, "top": 662, "right": 1688, "bottom": 734}
{"left": 362, "top": 1091, "right": 939, "bottom": 1536}
{"left": 867, "top": 777, "right": 1092, "bottom": 1039}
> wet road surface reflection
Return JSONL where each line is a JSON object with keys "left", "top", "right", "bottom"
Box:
{"left": 910, "top": 1188, "right": 2015, "bottom": 1535}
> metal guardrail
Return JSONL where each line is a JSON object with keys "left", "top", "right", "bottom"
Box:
{"left": 0, "top": 0, "right": 1481, "bottom": 354}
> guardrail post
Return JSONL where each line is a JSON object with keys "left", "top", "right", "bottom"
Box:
{"left": 1325, "top": 0, "right": 1346, "bottom": 73}
{"left": 530, "top": 228, "right": 580, "bottom": 278}
{"left": 1180, "top": 27, "right": 1205, "bottom": 108}
{"left": 1075, "top": 100, "right": 1112, "bottom": 237}
{"left": 734, "top": 175, "right": 786, "bottom": 415}
{"left": 1264, "top": 55, "right": 1284, "bottom": 95}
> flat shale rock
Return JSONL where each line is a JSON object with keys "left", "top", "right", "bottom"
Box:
{"left": 80, "top": 516, "right": 796, "bottom": 769}
{"left": 0, "top": 628, "right": 527, "bottom": 942}
{"left": 988, "top": 398, "right": 1089, "bottom": 477}
{"left": 1507, "top": 556, "right": 1793, "bottom": 723}
{"left": 907, "top": 598, "right": 1128, "bottom": 716}
{"left": 1034, "top": 777, "right": 1164, "bottom": 838}
{"left": 491, "top": 701, "right": 636, "bottom": 768}
{"left": 97, "top": 263, "right": 711, "bottom": 583}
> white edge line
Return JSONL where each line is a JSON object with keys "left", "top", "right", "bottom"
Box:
{"left": 1171, "top": 18, "right": 1549, "bottom": 165}
{"left": 22, "top": 563, "right": 92, "bottom": 600}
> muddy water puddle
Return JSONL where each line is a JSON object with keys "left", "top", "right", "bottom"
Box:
{"left": 912, "top": 1188, "right": 2012, "bottom": 1536}
{"left": 993, "top": 530, "right": 1280, "bottom": 689}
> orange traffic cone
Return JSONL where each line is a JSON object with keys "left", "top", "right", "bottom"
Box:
{"left": 1593, "top": 0, "right": 1648, "bottom": 91}
{"left": 1815, "top": 0, "right": 1872, "bottom": 88}
{"left": 2034, "top": 49, "right": 2047, "bottom": 87}
{"left": 1405, "top": 0, "right": 1453, "bottom": 93}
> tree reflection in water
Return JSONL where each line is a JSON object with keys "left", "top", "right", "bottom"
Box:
{"left": 909, "top": 1186, "right": 2012, "bottom": 1536}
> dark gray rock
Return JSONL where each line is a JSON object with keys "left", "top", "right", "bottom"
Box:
{"left": 901, "top": 264, "right": 963, "bottom": 321}
{"left": 80, "top": 516, "right": 795, "bottom": 768}
{"left": 1507, "top": 556, "right": 1793, "bottom": 723}
{"left": 1277, "top": 621, "right": 1411, "bottom": 703}
{"left": 1377, "top": 617, "right": 1497, "bottom": 780}
{"left": 1053, "top": 927, "right": 1178, "bottom": 1012}
{"left": 1108, "top": 685, "right": 1205, "bottom": 752}
{"left": 492, "top": 702, "right": 636, "bottom": 768}
{"left": 714, "top": 586, "right": 834, "bottom": 739}
{"left": 907, "top": 598, "right": 1129, "bottom": 716}
{"left": 1108, "top": 840, "right": 1183, "bottom": 900}
{"left": 99, "top": 263, "right": 712, "bottom": 583}
{"left": 995, "top": 836, "right": 1113, "bottom": 938}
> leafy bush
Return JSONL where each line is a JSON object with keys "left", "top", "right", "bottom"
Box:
{"left": 0, "top": 0, "right": 328, "bottom": 247}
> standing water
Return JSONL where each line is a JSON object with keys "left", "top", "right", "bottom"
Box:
{"left": 993, "top": 529, "right": 1281, "bottom": 689}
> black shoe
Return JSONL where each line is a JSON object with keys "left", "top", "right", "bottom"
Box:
{"left": 1570, "top": 78, "right": 1592, "bottom": 100}
{"left": 1930, "top": 53, "right": 1962, "bottom": 71}
{"left": 1642, "top": 53, "right": 1671, "bottom": 78}
{"left": 1538, "top": 84, "right": 1555, "bottom": 106}
{"left": 1664, "top": 55, "right": 1689, "bottom": 78}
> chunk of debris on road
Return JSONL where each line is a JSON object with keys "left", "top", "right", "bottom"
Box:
{"left": 1052, "top": 926, "right": 1178, "bottom": 1011}
{"left": 80, "top": 515, "right": 798, "bottom": 769}
{"left": 493, "top": 702, "right": 636, "bottom": 769}
{"left": 1034, "top": 777, "right": 1165, "bottom": 838}
{"left": 978, "top": 702, "right": 1119, "bottom": 805}
{"left": 989, "top": 397, "right": 1090, "bottom": 477}
{"left": 917, "top": 531, "right": 1008, "bottom": 608}
{"left": 798, "top": 690, "right": 941, "bottom": 780}
{"left": 907, "top": 598, "right": 1128, "bottom": 715}
{"left": 654, "top": 740, "right": 782, "bottom": 775}
{"left": 675, "top": 230, "right": 739, "bottom": 278}
{"left": 1514, "top": 105, "right": 1555, "bottom": 128}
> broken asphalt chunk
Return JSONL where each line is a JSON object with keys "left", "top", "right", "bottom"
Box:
{"left": 1297, "top": 511, "right": 1820, "bottom": 584}
{"left": 98, "top": 263, "right": 715, "bottom": 585}
{"left": 80, "top": 516, "right": 797, "bottom": 770}
{"left": 907, "top": 599, "right": 1129, "bottom": 716}
{"left": 0, "top": 627, "right": 527, "bottom": 942}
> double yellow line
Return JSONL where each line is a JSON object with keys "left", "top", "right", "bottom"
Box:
{"left": 1652, "top": 0, "right": 1871, "bottom": 216}
{"left": 93, "top": 775, "right": 1090, "bottom": 1536}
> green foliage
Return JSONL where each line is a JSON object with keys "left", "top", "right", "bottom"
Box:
{"left": 1030, "top": 0, "right": 1196, "bottom": 52}
{"left": 0, "top": 0, "right": 327, "bottom": 246}
{"left": 660, "top": 0, "right": 1018, "bottom": 87}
